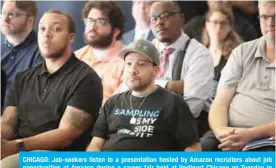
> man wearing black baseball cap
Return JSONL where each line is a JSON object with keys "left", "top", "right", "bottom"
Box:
{"left": 87, "top": 39, "right": 201, "bottom": 151}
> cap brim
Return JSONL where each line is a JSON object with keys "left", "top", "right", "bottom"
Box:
{"left": 118, "top": 48, "right": 154, "bottom": 63}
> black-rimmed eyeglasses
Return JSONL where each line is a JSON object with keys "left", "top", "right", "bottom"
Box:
{"left": 258, "top": 15, "right": 276, "bottom": 23}
{"left": 150, "top": 11, "right": 181, "bottom": 24}
{"left": 84, "top": 18, "right": 109, "bottom": 27}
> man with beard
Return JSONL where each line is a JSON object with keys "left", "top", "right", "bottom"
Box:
{"left": 1, "top": 0, "right": 42, "bottom": 110}
{"left": 75, "top": 1, "right": 125, "bottom": 104}
{"left": 122, "top": 0, "right": 155, "bottom": 45}
{"left": 150, "top": 1, "right": 213, "bottom": 137}
{"left": 86, "top": 39, "right": 201, "bottom": 151}
{"left": 1, "top": 10, "right": 103, "bottom": 167}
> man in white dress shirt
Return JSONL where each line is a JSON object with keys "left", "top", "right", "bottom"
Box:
{"left": 150, "top": 1, "right": 214, "bottom": 137}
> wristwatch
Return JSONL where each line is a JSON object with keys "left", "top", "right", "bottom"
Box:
{"left": 15, "top": 139, "right": 26, "bottom": 151}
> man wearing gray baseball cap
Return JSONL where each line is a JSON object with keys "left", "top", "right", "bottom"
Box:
{"left": 86, "top": 39, "right": 201, "bottom": 151}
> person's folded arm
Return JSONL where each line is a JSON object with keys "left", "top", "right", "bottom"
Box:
{"left": 248, "top": 121, "right": 275, "bottom": 140}
{"left": 217, "top": 121, "right": 275, "bottom": 151}
{"left": 209, "top": 88, "right": 236, "bottom": 137}
{"left": 210, "top": 45, "right": 243, "bottom": 137}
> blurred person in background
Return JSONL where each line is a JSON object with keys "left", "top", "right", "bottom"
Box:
{"left": 1, "top": 0, "right": 42, "bottom": 110}
{"left": 201, "top": 7, "right": 243, "bottom": 98}
{"left": 122, "top": 0, "right": 155, "bottom": 45}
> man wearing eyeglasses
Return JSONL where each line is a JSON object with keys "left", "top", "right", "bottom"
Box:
{"left": 1, "top": 0, "right": 42, "bottom": 111}
{"left": 203, "top": 0, "right": 275, "bottom": 151}
{"left": 75, "top": 1, "right": 125, "bottom": 104}
{"left": 150, "top": 1, "right": 214, "bottom": 137}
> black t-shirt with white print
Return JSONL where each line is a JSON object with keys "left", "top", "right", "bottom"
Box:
{"left": 92, "top": 87, "right": 199, "bottom": 151}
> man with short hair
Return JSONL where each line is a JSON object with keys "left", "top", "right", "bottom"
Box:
{"left": 1, "top": 10, "right": 103, "bottom": 167}
{"left": 1, "top": 0, "right": 42, "bottom": 109}
{"left": 86, "top": 39, "right": 201, "bottom": 151}
{"left": 203, "top": 0, "right": 275, "bottom": 151}
{"left": 75, "top": 1, "right": 125, "bottom": 104}
{"left": 150, "top": 1, "right": 214, "bottom": 136}
{"left": 122, "top": 0, "right": 155, "bottom": 45}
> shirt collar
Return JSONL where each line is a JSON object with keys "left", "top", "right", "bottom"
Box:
{"left": 38, "top": 53, "right": 79, "bottom": 76}
{"left": 134, "top": 28, "right": 150, "bottom": 38}
{"left": 5, "top": 30, "right": 37, "bottom": 50}
{"left": 254, "top": 36, "right": 266, "bottom": 59}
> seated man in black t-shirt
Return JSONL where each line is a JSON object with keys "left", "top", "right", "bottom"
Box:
{"left": 86, "top": 39, "right": 201, "bottom": 151}
{"left": 1, "top": 10, "right": 103, "bottom": 167}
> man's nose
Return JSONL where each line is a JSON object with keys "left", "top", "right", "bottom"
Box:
{"left": 2, "top": 13, "right": 10, "bottom": 22}
{"left": 129, "top": 64, "right": 138, "bottom": 74}
{"left": 43, "top": 29, "right": 52, "bottom": 38}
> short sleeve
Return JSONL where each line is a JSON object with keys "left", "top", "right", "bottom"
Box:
{"left": 172, "top": 96, "right": 199, "bottom": 149}
{"left": 217, "top": 46, "right": 243, "bottom": 91}
{"left": 92, "top": 101, "right": 110, "bottom": 139}
{"left": 67, "top": 73, "right": 103, "bottom": 116}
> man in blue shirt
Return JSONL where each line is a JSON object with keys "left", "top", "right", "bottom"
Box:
{"left": 1, "top": 0, "right": 42, "bottom": 110}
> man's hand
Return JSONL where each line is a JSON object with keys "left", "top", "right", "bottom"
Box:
{"left": 166, "top": 80, "right": 184, "bottom": 95}
{"left": 1, "top": 139, "right": 17, "bottom": 159}
{"left": 218, "top": 128, "right": 254, "bottom": 151}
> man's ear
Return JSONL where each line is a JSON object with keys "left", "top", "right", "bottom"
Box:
{"left": 113, "top": 28, "right": 121, "bottom": 40}
{"left": 154, "top": 66, "right": 160, "bottom": 77}
{"left": 69, "top": 33, "right": 75, "bottom": 44}
{"left": 28, "top": 16, "right": 35, "bottom": 27}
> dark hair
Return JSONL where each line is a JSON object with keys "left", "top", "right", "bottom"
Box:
{"left": 152, "top": 1, "right": 182, "bottom": 13}
{"left": 82, "top": 1, "right": 125, "bottom": 40}
{"left": 44, "top": 10, "right": 75, "bottom": 34}
{"left": 5, "top": 0, "right": 37, "bottom": 20}
{"left": 202, "top": 7, "right": 243, "bottom": 58}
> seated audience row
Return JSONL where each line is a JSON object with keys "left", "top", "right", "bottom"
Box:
{"left": 1, "top": 2, "right": 274, "bottom": 167}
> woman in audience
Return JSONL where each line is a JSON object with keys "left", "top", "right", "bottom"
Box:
{"left": 201, "top": 7, "right": 243, "bottom": 98}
